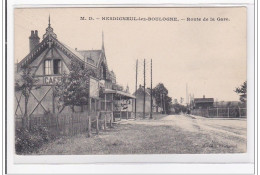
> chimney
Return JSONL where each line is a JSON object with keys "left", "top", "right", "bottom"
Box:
{"left": 29, "top": 30, "right": 40, "bottom": 52}
{"left": 35, "top": 30, "right": 38, "bottom": 36}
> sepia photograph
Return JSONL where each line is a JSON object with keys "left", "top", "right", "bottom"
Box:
{"left": 14, "top": 7, "right": 247, "bottom": 156}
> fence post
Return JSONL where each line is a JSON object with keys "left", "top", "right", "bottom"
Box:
{"left": 89, "top": 98, "right": 92, "bottom": 112}
{"left": 110, "top": 113, "right": 112, "bottom": 128}
{"left": 104, "top": 113, "right": 107, "bottom": 131}
{"left": 87, "top": 114, "right": 92, "bottom": 137}
{"left": 95, "top": 99, "right": 97, "bottom": 112}
{"left": 207, "top": 108, "right": 209, "bottom": 118}
{"left": 78, "top": 114, "right": 81, "bottom": 133}
{"left": 228, "top": 108, "right": 229, "bottom": 118}
{"left": 217, "top": 108, "right": 218, "bottom": 117}
{"left": 239, "top": 107, "right": 241, "bottom": 118}
{"left": 96, "top": 112, "right": 99, "bottom": 134}
{"left": 22, "top": 117, "right": 25, "bottom": 129}
{"left": 29, "top": 116, "right": 31, "bottom": 130}
{"left": 67, "top": 116, "right": 70, "bottom": 136}
{"left": 65, "top": 116, "right": 67, "bottom": 136}
{"left": 56, "top": 114, "right": 59, "bottom": 136}
{"left": 72, "top": 114, "right": 74, "bottom": 136}
{"left": 112, "top": 94, "right": 114, "bottom": 122}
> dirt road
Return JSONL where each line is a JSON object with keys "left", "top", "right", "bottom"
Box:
{"left": 121, "top": 115, "right": 247, "bottom": 152}
{"left": 36, "top": 114, "right": 247, "bottom": 155}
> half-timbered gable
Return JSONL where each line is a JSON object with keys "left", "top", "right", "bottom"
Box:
{"left": 15, "top": 17, "right": 111, "bottom": 116}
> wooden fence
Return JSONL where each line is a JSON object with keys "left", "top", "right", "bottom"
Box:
{"left": 113, "top": 111, "right": 133, "bottom": 120}
{"left": 191, "top": 107, "right": 247, "bottom": 118}
{"left": 15, "top": 111, "right": 113, "bottom": 137}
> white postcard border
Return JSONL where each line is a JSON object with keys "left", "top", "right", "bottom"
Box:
{"left": 5, "top": 1, "right": 256, "bottom": 174}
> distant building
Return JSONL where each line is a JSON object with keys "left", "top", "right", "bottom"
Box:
{"left": 132, "top": 85, "right": 160, "bottom": 113}
{"left": 213, "top": 101, "right": 243, "bottom": 108}
{"left": 193, "top": 95, "right": 214, "bottom": 109}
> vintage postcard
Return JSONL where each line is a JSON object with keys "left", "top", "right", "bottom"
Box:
{"left": 14, "top": 7, "right": 247, "bottom": 156}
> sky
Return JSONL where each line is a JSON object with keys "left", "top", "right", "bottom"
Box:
{"left": 14, "top": 7, "right": 247, "bottom": 102}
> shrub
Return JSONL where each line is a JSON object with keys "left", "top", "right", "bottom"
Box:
{"left": 15, "top": 125, "right": 55, "bottom": 154}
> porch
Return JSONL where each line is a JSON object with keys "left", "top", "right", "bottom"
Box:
{"left": 102, "top": 89, "right": 136, "bottom": 121}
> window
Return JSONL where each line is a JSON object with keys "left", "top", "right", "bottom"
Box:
{"left": 103, "top": 65, "right": 106, "bottom": 79}
{"left": 100, "top": 65, "right": 103, "bottom": 78}
{"left": 44, "top": 59, "right": 62, "bottom": 75}
{"left": 44, "top": 60, "right": 51, "bottom": 75}
{"left": 100, "top": 63, "right": 106, "bottom": 79}
{"left": 53, "top": 59, "right": 61, "bottom": 74}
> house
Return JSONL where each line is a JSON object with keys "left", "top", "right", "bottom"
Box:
{"left": 15, "top": 16, "right": 135, "bottom": 117}
{"left": 132, "top": 84, "right": 160, "bottom": 113}
{"left": 193, "top": 95, "right": 214, "bottom": 109}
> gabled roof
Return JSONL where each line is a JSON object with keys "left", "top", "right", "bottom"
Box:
{"left": 77, "top": 50, "right": 102, "bottom": 66}
{"left": 18, "top": 36, "right": 49, "bottom": 69}
{"left": 104, "top": 89, "right": 136, "bottom": 99}
{"left": 59, "top": 41, "right": 86, "bottom": 61}
{"left": 18, "top": 35, "right": 98, "bottom": 70}
{"left": 133, "top": 86, "right": 152, "bottom": 96}
{"left": 18, "top": 15, "right": 101, "bottom": 70}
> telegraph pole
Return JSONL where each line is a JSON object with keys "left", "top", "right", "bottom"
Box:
{"left": 150, "top": 59, "right": 153, "bottom": 119}
{"left": 186, "top": 83, "right": 188, "bottom": 107}
{"left": 160, "top": 94, "right": 163, "bottom": 114}
{"left": 163, "top": 93, "right": 166, "bottom": 114}
{"left": 135, "top": 59, "right": 138, "bottom": 119}
{"left": 143, "top": 59, "right": 146, "bottom": 119}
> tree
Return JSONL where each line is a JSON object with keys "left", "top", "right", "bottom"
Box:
{"left": 171, "top": 103, "right": 187, "bottom": 114}
{"left": 153, "top": 83, "right": 172, "bottom": 114}
{"left": 234, "top": 81, "right": 247, "bottom": 103}
{"left": 15, "top": 66, "right": 39, "bottom": 127}
{"left": 55, "top": 59, "right": 96, "bottom": 112}
{"left": 164, "top": 95, "right": 173, "bottom": 114}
